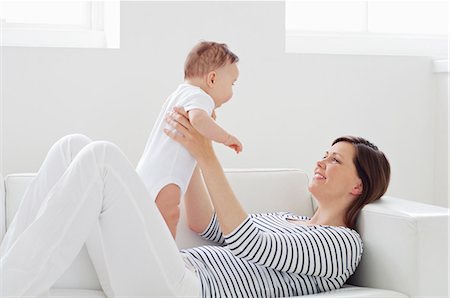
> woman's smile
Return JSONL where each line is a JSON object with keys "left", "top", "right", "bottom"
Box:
{"left": 313, "top": 171, "right": 326, "bottom": 180}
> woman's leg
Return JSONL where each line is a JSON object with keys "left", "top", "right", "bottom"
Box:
{"left": 0, "top": 140, "right": 200, "bottom": 297}
{"left": 0, "top": 134, "right": 92, "bottom": 255}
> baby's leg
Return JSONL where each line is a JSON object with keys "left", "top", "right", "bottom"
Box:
{"left": 155, "top": 184, "right": 181, "bottom": 239}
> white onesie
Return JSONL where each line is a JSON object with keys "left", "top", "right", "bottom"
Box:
{"left": 136, "top": 83, "right": 215, "bottom": 200}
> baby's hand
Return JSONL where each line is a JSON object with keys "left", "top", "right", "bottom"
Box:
{"left": 224, "top": 135, "right": 243, "bottom": 154}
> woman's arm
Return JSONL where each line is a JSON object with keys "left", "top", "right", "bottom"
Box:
{"left": 184, "top": 165, "right": 214, "bottom": 233}
{"left": 224, "top": 219, "right": 363, "bottom": 278}
{"left": 185, "top": 166, "right": 227, "bottom": 244}
{"left": 164, "top": 107, "right": 248, "bottom": 235}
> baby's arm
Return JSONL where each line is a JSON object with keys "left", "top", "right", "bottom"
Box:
{"left": 189, "top": 109, "right": 227, "bottom": 142}
{"left": 188, "top": 109, "right": 242, "bottom": 153}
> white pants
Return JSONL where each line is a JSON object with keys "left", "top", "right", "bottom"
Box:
{"left": 0, "top": 134, "right": 201, "bottom": 298}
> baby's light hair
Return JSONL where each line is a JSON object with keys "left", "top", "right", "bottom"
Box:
{"left": 184, "top": 41, "right": 239, "bottom": 79}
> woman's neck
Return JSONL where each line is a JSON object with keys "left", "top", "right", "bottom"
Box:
{"left": 308, "top": 205, "right": 348, "bottom": 227}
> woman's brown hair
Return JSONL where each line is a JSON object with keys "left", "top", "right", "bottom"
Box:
{"left": 332, "top": 136, "right": 391, "bottom": 228}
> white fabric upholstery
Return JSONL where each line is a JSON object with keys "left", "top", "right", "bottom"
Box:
{"left": 176, "top": 169, "right": 314, "bottom": 249}
{"left": 47, "top": 285, "right": 407, "bottom": 298}
{"left": 349, "top": 196, "right": 449, "bottom": 297}
{"left": 49, "top": 289, "right": 106, "bottom": 298}
{"left": 1, "top": 169, "right": 448, "bottom": 298}
{"left": 0, "top": 173, "right": 5, "bottom": 242}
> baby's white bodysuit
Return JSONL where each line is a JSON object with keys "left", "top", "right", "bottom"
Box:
{"left": 136, "top": 83, "right": 215, "bottom": 200}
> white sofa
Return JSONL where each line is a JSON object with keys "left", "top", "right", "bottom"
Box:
{"left": 1, "top": 169, "right": 449, "bottom": 298}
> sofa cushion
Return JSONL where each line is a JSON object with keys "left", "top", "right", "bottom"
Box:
{"left": 48, "top": 285, "right": 408, "bottom": 298}
{"left": 50, "top": 288, "right": 106, "bottom": 298}
{"left": 310, "top": 285, "right": 407, "bottom": 297}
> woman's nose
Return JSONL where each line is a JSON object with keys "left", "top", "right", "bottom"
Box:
{"left": 316, "top": 160, "right": 325, "bottom": 168}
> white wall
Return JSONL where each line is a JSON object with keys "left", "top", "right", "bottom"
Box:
{"left": 1, "top": 1, "right": 448, "bottom": 207}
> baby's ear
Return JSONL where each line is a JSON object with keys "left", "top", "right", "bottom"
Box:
{"left": 206, "top": 71, "right": 216, "bottom": 88}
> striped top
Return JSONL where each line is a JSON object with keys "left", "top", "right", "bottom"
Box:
{"left": 180, "top": 212, "right": 363, "bottom": 297}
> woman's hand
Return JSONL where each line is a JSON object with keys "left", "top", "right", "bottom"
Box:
{"left": 164, "top": 106, "right": 215, "bottom": 164}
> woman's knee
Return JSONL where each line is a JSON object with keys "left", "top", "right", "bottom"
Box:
{"left": 80, "top": 140, "right": 128, "bottom": 168}
{"left": 87, "top": 140, "right": 122, "bottom": 155}
{"left": 50, "top": 134, "right": 93, "bottom": 163}
{"left": 57, "top": 134, "right": 92, "bottom": 152}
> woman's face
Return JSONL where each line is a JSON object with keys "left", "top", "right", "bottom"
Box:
{"left": 308, "top": 141, "right": 362, "bottom": 203}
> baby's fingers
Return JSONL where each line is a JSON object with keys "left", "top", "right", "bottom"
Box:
{"left": 229, "top": 144, "right": 242, "bottom": 154}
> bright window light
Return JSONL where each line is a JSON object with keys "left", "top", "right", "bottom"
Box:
{"left": 286, "top": 1, "right": 367, "bottom": 32}
{"left": 0, "top": 1, "right": 120, "bottom": 49}
{"left": 0, "top": 1, "right": 90, "bottom": 27}
{"left": 285, "top": 1, "right": 449, "bottom": 60}
{"left": 368, "top": 1, "right": 448, "bottom": 35}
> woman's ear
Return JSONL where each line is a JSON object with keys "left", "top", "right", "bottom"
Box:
{"left": 206, "top": 71, "right": 216, "bottom": 88}
{"left": 351, "top": 180, "right": 363, "bottom": 196}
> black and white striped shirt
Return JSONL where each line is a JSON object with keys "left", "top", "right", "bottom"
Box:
{"left": 180, "top": 212, "right": 363, "bottom": 297}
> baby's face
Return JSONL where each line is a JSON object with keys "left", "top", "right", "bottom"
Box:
{"left": 209, "top": 62, "right": 239, "bottom": 107}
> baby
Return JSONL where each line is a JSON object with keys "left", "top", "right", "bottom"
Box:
{"left": 137, "top": 41, "right": 242, "bottom": 238}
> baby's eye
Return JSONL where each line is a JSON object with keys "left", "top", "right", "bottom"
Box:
{"left": 332, "top": 158, "right": 340, "bottom": 163}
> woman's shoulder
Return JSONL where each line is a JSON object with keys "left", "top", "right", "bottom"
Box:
{"left": 322, "top": 225, "right": 363, "bottom": 248}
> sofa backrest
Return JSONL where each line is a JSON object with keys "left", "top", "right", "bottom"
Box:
{"left": 177, "top": 169, "right": 314, "bottom": 249}
{"left": 2, "top": 169, "right": 313, "bottom": 290}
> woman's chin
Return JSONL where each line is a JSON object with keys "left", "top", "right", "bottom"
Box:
{"left": 308, "top": 183, "right": 318, "bottom": 196}
{"left": 308, "top": 179, "right": 323, "bottom": 190}
{"left": 308, "top": 181, "right": 326, "bottom": 199}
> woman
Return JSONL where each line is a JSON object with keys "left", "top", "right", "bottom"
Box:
{"left": 0, "top": 108, "right": 390, "bottom": 298}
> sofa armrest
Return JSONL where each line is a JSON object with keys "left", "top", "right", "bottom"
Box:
{"left": 348, "top": 196, "right": 449, "bottom": 297}
{"left": 0, "top": 173, "right": 5, "bottom": 242}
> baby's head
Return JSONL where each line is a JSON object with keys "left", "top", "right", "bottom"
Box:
{"left": 184, "top": 41, "right": 239, "bottom": 107}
